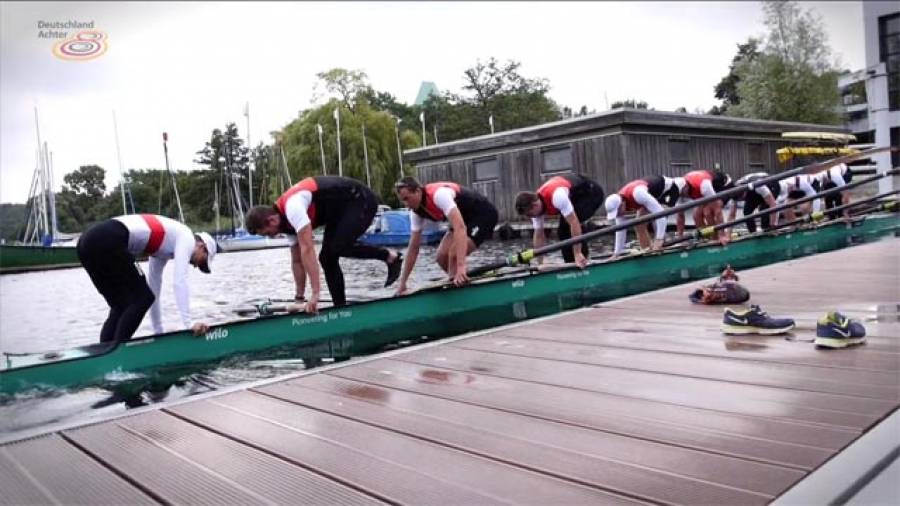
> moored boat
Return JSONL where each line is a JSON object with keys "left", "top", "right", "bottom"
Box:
{"left": 2, "top": 211, "right": 897, "bottom": 396}
{"left": 360, "top": 209, "right": 446, "bottom": 246}
{"left": 0, "top": 244, "right": 80, "bottom": 274}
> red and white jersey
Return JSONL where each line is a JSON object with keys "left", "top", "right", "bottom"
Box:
{"left": 113, "top": 214, "right": 196, "bottom": 333}
{"left": 410, "top": 184, "right": 459, "bottom": 232}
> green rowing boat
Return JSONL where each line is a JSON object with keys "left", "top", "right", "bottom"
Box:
{"left": 1, "top": 212, "right": 898, "bottom": 396}
{"left": 0, "top": 244, "right": 80, "bottom": 274}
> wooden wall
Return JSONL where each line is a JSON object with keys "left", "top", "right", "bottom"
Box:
{"left": 417, "top": 132, "right": 796, "bottom": 222}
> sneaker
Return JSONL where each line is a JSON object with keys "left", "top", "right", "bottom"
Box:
{"left": 815, "top": 311, "right": 866, "bottom": 348}
{"left": 384, "top": 251, "right": 403, "bottom": 288}
{"left": 721, "top": 305, "right": 795, "bottom": 335}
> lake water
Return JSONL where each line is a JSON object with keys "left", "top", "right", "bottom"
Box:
{"left": 0, "top": 236, "right": 613, "bottom": 437}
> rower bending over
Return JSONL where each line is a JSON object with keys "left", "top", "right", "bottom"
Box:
{"left": 76, "top": 214, "right": 217, "bottom": 343}
{"left": 677, "top": 170, "right": 733, "bottom": 245}
{"left": 813, "top": 163, "right": 854, "bottom": 219}
{"left": 393, "top": 177, "right": 499, "bottom": 291}
{"left": 514, "top": 173, "right": 605, "bottom": 267}
{"left": 604, "top": 175, "right": 683, "bottom": 258}
{"left": 246, "top": 176, "right": 402, "bottom": 314}
{"left": 727, "top": 172, "right": 818, "bottom": 233}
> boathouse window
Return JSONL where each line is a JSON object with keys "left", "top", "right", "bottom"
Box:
{"left": 668, "top": 138, "right": 691, "bottom": 168}
{"left": 879, "top": 13, "right": 900, "bottom": 110}
{"left": 747, "top": 142, "right": 765, "bottom": 169}
{"left": 541, "top": 146, "right": 573, "bottom": 173}
{"left": 473, "top": 157, "right": 500, "bottom": 181}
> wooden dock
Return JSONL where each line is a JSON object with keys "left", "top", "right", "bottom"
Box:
{"left": 2, "top": 239, "right": 898, "bottom": 505}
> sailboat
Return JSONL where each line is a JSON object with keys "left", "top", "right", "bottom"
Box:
{"left": 0, "top": 109, "right": 81, "bottom": 273}
{"left": 214, "top": 134, "right": 290, "bottom": 252}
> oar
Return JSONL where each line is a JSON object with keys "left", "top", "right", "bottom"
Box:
{"left": 664, "top": 167, "right": 900, "bottom": 246}
{"left": 467, "top": 146, "right": 893, "bottom": 277}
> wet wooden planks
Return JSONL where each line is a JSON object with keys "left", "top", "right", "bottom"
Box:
{"left": 1, "top": 238, "right": 897, "bottom": 505}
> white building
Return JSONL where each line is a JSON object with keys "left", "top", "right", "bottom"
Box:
{"left": 838, "top": 2, "right": 898, "bottom": 191}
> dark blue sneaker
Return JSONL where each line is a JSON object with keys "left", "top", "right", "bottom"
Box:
{"left": 721, "top": 305, "right": 795, "bottom": 335}
{"left": 815, "top": 311, "right": 866, "bottom": 348}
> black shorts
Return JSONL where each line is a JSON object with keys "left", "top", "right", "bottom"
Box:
{"left": 457, "top": 205, "right": 498, "bottom": 247}
{"left": 77, "top": 220, "right": 150, "bottom": 309}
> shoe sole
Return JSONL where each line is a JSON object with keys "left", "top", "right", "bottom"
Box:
{"left": 721, "top": 323, "right": 795, "bottom": 335}
{"left": 814, "top": 336, "right": 867, "bottom": 349}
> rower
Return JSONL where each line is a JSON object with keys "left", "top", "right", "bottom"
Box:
{"left": 246, "top": 176, "right": 402, "bottom": 314}
{"left": 76, "top": 214, "right": 216, "bottom": 343}
{"left": 603, "top": 175, "right": 683, "bottom": 258}
{"left": 393, "top": 176, "right": 499, "bottom": 292}
{"left": 677, "top": 169, "right": 733, "bottom": 245}
{"left": 812, "top": 163, "right": 854, "bottom": 219}
{"left": 514, "top": 173, "right": 606, "bottom": 267}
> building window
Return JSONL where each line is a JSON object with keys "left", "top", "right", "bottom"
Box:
{"left": 668, "top": 138, "right": 691, "bottom": 169}
{"left": 747, "top": 142, "right": 765, "bottom": 169}
{"left": 473, "top": 157, "right": 499, "bottom": 181}
{"left": 880, "top": 13, "right": 900, "bottom": 110}
{"left": 541, "top": 146, "right": 573, "bottom": 173}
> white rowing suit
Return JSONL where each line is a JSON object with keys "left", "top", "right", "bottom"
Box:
{"left": 113, "top": 214, "right": 196, "bottom": 333}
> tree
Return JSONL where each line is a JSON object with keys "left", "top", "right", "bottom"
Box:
{"left": 423, "top": 58, "right": 560, "bottom": 142}
{"left": 63, "top": 165, "right": 106, "bottom": 197}
{"left": 711, "top": 38, "right": 761, "bottom": 115}
{"left": 195, "top": 123, "right": 251, "bottom": 228}
{"left": 313, "top": 68, "right": 371, "bottom": 111}
{"left": 727, "top": 1, "right": 841, "bottom": 124}
{"left": 280, "top": 99, "right": 414, "bottom": 207}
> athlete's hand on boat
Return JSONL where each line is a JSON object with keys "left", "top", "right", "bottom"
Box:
{"left": 651, "top": 239, "right": 664, "bottom": 251}
{"left": 191, "top": 322, "right": 209, "bottom": 336}
{"left": 452, "top": 270, "right": 469, "bottom": 286}
{"left": 395, "top": 283, "right": 409, "bottom": 296}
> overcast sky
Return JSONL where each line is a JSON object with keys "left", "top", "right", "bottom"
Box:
{"left": 0, "top": 1, "right": 867, "bottom": 203}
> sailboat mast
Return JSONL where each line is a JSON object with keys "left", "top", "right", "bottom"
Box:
{"left": 112, "top": 111, "right": 127, "bottom": 214}
{"left": 48, "top": 149, "right": 58, "bottom": 237}
{"left": 162, "top": 132, "right": 185, "bottom": 222}
{"left": 33, "top": 108, "right": 50, "bottom": 239}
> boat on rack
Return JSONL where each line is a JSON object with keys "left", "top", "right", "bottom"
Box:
{"left": 2, "top": 210, "right": 897, "bottom": 396}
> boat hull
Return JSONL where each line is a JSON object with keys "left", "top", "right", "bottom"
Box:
{"left": 217, "top": 235, "right": 292, "bottom": 252}
{"left": 360, "top": 228, "right": 445, "bottom": 246}
{"left": 0, "top": 245, "right": 80, "bottom": 274}
{"left": 2, "top": 213, "right": 897, "bottom": 395}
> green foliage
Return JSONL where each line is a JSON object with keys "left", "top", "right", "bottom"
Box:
{"left": 611, "top": 99, "right": 650, "bottom": 110}
{"left": 63, "top": 165, "right": 106, "bottom": 197}
{"left": 281, "top": 100, "right": 409, "bottom": 207}
{"left": 726, "top": 1, "right": 841, "bottom": 124}
{"left": 0, "top": 203, "right": 26, "bottom": 241}
{"left": 711, "top": 38, "right": 761, "bottom": 115}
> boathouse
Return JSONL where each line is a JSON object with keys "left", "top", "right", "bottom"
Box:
{"left": 404, "top": 109, "right": 849, "bottom": 222}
